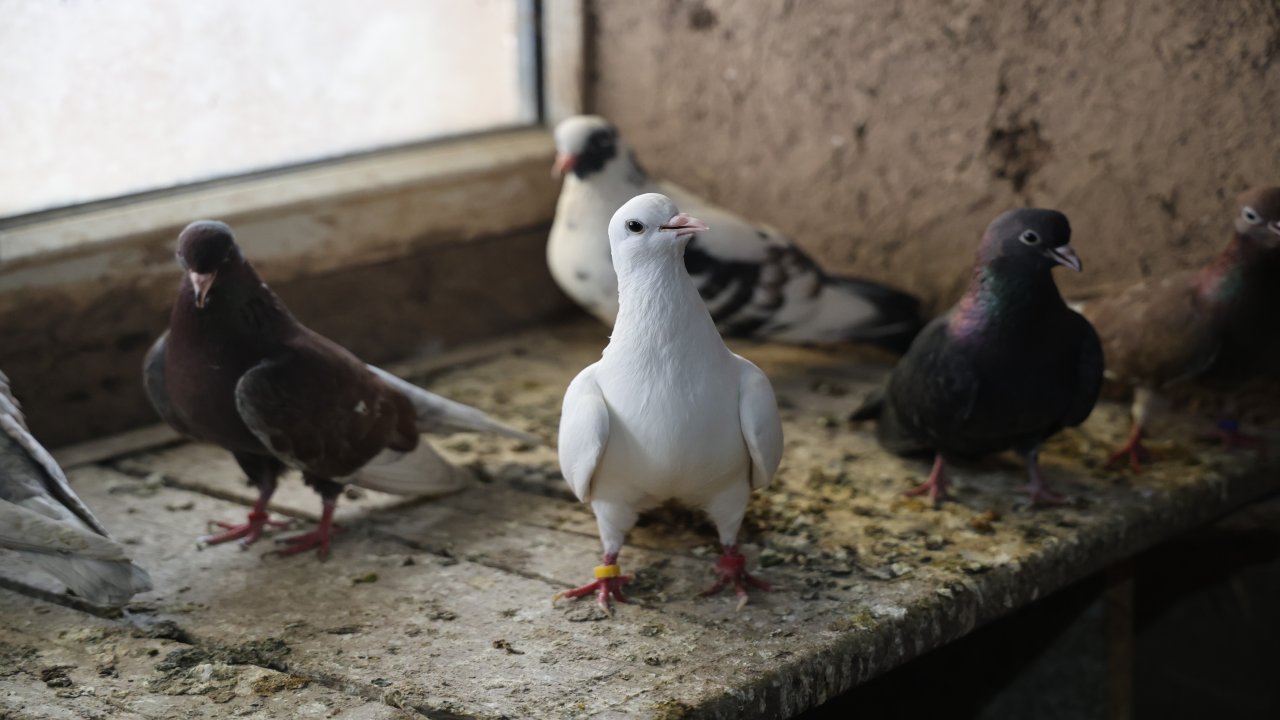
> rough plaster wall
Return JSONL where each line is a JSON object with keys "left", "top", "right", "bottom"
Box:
{"left": 590, "top": 0, "right": 1280, "bottom": 313}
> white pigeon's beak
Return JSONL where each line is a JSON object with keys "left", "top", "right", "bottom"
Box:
{"left": 1045, "top": 245, "right": 1082, "bottom": 272}
{"left": 191, "top": 271, "right": 216, "bottom": 308}
{"left": 659, "top": 213, "right": 709, "bottom": 238}
{"left": 552, "top": 152, "right": 576, "bottom": 178}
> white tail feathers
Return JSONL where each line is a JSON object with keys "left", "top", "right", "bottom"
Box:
{"left": 367, "top": 365, "right": 539, "bottom": 444}
{"left": 347, "top": 443, "right": 469, "bottom": 496}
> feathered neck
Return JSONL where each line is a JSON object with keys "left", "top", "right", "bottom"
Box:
{"left": 948, "top": 257, "right": 1061, "bottom": 340}
{"left": 172, "top": 257, "right": 296, "bottom": 340}
{"left": 565, "top": 141, "right": 649, "bottom": 191}
{"left": 607, "top": 244, "right": 720, "bottom": 356}
{"left": 1194, "top": 233, "right": 1270, "bottom": 310}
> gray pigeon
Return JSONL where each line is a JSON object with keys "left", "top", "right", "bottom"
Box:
{"left": 0, "top": 371, "right": 152, "bottom": 605}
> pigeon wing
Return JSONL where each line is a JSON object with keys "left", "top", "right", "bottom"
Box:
{"left": 558, "top": 364, "right": 610, "bottom": 502}
{"left": 734, "top": 355, "right": 783, "bottom": 490}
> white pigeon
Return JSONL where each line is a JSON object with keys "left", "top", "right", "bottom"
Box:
{"left": 555, "top": 193, "right": 784, "bottom": 611}
{"left": 0, "top": 371, "right": 153, "bottom": 606}
{"left": 548, "top": 115, "right": 922, "bottom": 349}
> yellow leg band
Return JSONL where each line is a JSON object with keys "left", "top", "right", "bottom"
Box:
{"left": 594, "top": 564, "right": 621, "bottom": 579}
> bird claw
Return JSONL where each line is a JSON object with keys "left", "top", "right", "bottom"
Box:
{"left": 197, "top": 511, "right": 290, "bottom": 547}
{"left": 1204, "top": 423, "right": 1268, "bottom": 456}
{"left": 552, "top": 574, "right": 632, "bottom": 613}
{"left": 701, "top": 549, "right": 770, "bottom": 610}
{"left": 903, "top": 480, "right": 953, "bottom": 507}
{"left": 262, "top": 524, "right": 343, "bottom": 560}
{"left": 1016, "top": 484, "right": 1070, "bottom": 508}
{"left": 1105, "top": 441, "right": 1151, "bottom": 473}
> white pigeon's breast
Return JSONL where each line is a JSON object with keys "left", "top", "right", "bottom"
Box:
{"left": 591, "top": 359, "right": 747, "bottom": 506}
{"left": 548, "top": 180, "right": 625, "bottom": 324}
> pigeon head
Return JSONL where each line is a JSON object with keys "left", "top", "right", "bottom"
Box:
{"left": 977, "top": 208, "right": 1080, "bottom": 274}
{"left": 608, "top": 193, "right": 708, "bottom": 261}
{"left": 175, "top": 220, "right": 242, "bottom": 309}
{"left": 1233, "top": 187, "right": 1280, "bottom": 248}
{"left": 553, "top": 115, "right": 620, "bottom": 180}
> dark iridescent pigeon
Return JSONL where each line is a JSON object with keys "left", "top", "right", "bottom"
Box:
{"left": 1, "top": 371, "right": 152, "bottom": 605}
{"left": 853, "top": 209, "right": 1103, "bottom": 506}
{"left": 144, "top": 221, "right": 536, "bottom": 558}
{"left": 548, "top": 115, "right": 922, "bottom": 350}
{"left": 1080, "top": 187, "right": 1280, "bottom": 469}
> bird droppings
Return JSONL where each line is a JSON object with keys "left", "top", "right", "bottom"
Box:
{"left": 251, "top": 673, "right": 310, "bottom": 695}
{"left": 3, "top": 322, "right": 1277, "bottom": 719}
{"left": 351, "top": 572, "right": 379, "bottom": 585}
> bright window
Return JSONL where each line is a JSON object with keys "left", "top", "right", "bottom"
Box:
{"left": 0, "top": 0, "right": 538, "bottom": 219}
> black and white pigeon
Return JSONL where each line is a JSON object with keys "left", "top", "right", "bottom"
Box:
{"left": 0, "top": 371, "right": 153, "bottom": 605}
{"left": 144, "top": 220, "right": 537, "bottom": 558}
{"left": 852, "top": 209, "right": 1103, "bottom": 506}
{"left": 548, "top": 115, "right": 922, "bottom": 349}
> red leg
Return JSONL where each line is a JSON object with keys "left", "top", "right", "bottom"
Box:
{"left": 198, "top": 482, "right": 289, "bottom": 548}
{"left": 905, "top": 453, "right": 952, "bottom": 507}
{"left": 1206, "top": 420, "right": 1267, "bottom": 455}
{"left": 552, "top": 553, "right": 632, "bottom": 612}
{"left": 700, "top": 545, "right": 771, "bottom": 610}
{"left": 1020, "top": 448, "right": 1068, "bottom": 507}
{"left": 268, "top": 499, "right": 342, "bottom": 559}
{"left": 1106, "top": 422, "right": 1151, "bottom": 472}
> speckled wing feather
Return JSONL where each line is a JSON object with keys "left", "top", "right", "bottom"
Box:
{"left": 1082, "top": 271, "right": 1219, "bottom": 388}
{"left": 234, "top": 333, "right": 419, "bottom": 480}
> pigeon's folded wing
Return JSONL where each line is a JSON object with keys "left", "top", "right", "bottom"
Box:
{"left": 734, "top": 356, "right": 783, "bottom": 490}
{"left": 558, "top": 364, "right": 610, "bottom": 502}
{"left": 0, "top": 502, "right": 130, "bottom": 560}
{"left": 142, "top": 332, "right": 190, "bottom": 437}
{"left": 235, "top": 343, "right": 419, "bottom": 480}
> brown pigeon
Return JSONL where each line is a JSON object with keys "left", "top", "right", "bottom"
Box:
{"left": 1, "top": 371, "right": 152, "bottom": 605}
{"left": 144, "top": 220, "right": 535, "bottom": 558}
{"left": 1080, "top": 187, "right": 1280, "bottom": 469}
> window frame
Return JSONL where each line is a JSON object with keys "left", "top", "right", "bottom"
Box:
{"left": 0, "top": 0, "right": 585, "bottom": 269}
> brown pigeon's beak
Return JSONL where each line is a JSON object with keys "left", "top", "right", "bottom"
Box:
{"left": 552, "top": 153, "right": 576, "bottom": 178}
{"left": 1046, "top": 245, "right": 1082, "bottom": 272}
{"left": 660, "top": 213, "right": 710, "bottom": 238}
{"left": 190, "top": 271, "right": 216, "bottom": 308}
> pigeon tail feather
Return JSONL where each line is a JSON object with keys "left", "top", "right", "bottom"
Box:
{"left": 347, "top": 444, "right": 469, "bottom": 496}
{"left": 367, "top": 366, "right": 538, "bottom": 443}
{"left": 824, "top": 276, "right": 923, "bottom": 352}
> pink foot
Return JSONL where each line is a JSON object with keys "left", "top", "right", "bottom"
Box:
{"left": 905, "top": 454, "right": 952, "bottom": 507}
{"left": 198, "top": 511, "right": 291, "bottom": 547}
{"left": 553, "top": 560, "right": 632, "bottom": 612}
{"left": 1021, "top": 448, "right": 1069, "bottom": 508}
{"left": 266, "top": 500, "right": 340, "bottom": 559}
{"left": 701, "top": 547, "right": 770, "bottom": 610}
{"left": 1106, "top": 424, "right": 1150, "bottom": 472}
{"left": 1205, "top": 421, "right": 1267, "bottom": 455}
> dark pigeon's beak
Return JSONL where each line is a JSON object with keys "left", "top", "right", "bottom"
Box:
{"left": 659, "top": 213, "right": 710, "bottom": 238}
{"left": 552, "top": 153, "right": 576, "bottom": 178}
{"left": 1045, "top": 245, "right": 1082, "bottom": 272}
{"left": 191, "top": 271, "right": 216, "bottom": 309}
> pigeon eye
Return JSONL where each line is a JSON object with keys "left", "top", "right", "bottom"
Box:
{"left": 1019, "top": 230, "right": 1041, "bottom": 245}
{"left": 1242, "top": 207, "right": 1262, "bottom": 225}
{"left": 625, "top": 220, "right": 645, "bottom": 234}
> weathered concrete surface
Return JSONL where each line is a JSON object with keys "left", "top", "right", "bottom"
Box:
{"left": 590, "top": 0, "right": 1280, "bottom": 314}
{"left": 2, "top": 322, "right": 1277, "bottom": 719}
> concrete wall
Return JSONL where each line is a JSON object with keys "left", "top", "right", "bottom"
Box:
{"left": 590, "top": 0, "right": 1280, "bottom": 312}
